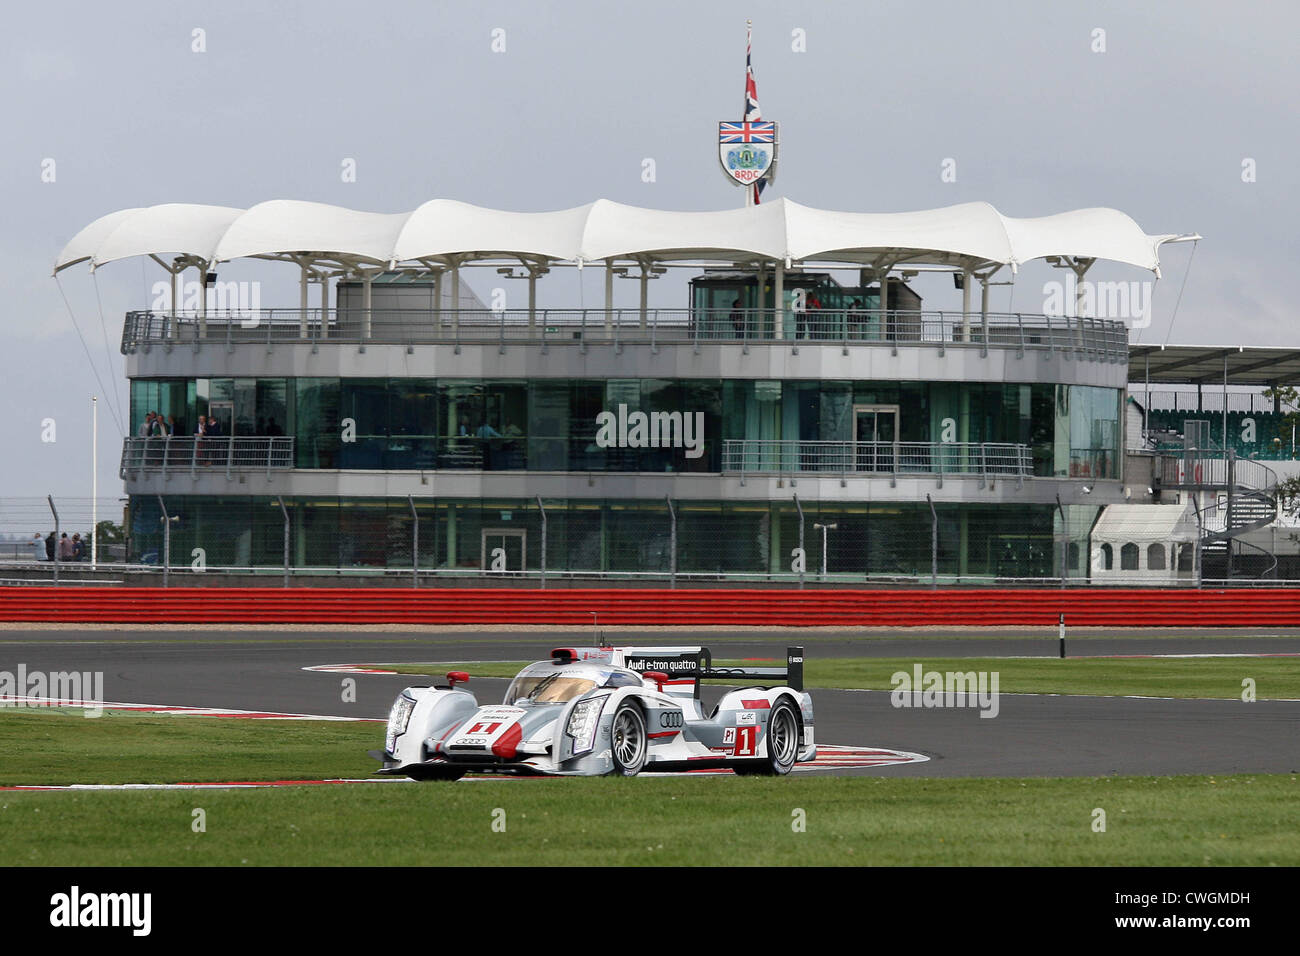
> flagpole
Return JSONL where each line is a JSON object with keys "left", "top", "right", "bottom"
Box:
{"left": 91, "top": 395, "right": 97, "bottom": 569}
{"left": 744, "top": 20, "right": 754, "bottom": 208}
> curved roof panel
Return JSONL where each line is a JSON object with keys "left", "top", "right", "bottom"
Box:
{"left": 54, "top": 197, "right": 1186, "bottom": 275}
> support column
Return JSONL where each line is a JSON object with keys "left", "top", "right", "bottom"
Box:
{"left": 197, "top": 264, "right": 209, "bottom": 338}
{"left": 170, "top": 267, "right": 180, "bottom": 340}
{"left": 980, "top": 273, "right": 990, "bottom": 347}
{"left": 527, "top": 269, "right": 537, "bottom": 332}
{"left": 604, "top": 258, "right": 614, "bottom": 337}
{"left": 639, "top": 262, "right": 648, "bottom": 330}
{"left": 773, "top": 262, "right": 785, "bottom": 339}
{"left": 362, "top": 274, "right": 373, "bottom": 339}
{"left": 960, "top": 269, "right": 972, "bottom": 342}
{"left": 299, "top": 264, "right": 309, "bottom": 337}
{"left": 451, "top": 265, "right": 460, "bottom": 336}
{"left": 319, "top": 274, "right": 329, "bottom": 339}
{"left": 432, "top": 270, "right": 442, "bottom": 327}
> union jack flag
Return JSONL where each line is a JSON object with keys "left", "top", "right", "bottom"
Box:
{"left": 719, "top": 121, "right": 776, "bottom": 144}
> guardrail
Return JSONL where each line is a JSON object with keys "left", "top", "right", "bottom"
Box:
{"left": 5, "top": 585, "right": 1300, "bottom": 624}
{"left": 121, "top": 308, "right": 1129, "bottom": 360}
{"left": 722, "top": 440, "right": 1033, "bottom": 478}
{"left": 120, "top": 436, "right": 294, "bottom": 479}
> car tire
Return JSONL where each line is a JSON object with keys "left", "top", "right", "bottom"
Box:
{"left": 406, "top": 765, "right": 467, "bottom": 782}
{"left": 610, "top": 702, "right": 648, "bottom": 776}
{"left": 741, "top": 700, "right": 800, "bottom": 777}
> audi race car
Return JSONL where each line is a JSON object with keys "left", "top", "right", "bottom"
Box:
{"left": 377, "top": 645, "right": 814, "bottom": 779}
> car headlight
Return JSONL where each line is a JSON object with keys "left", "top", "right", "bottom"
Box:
{"left": 565, "top": 695, "right": 609, "bottom": 755}
{"left": 386, "top": 694, "right": 415, "bottom": 754}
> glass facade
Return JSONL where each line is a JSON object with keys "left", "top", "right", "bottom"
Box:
{"left": 127, "top": 494, "right": 1062, "bottom": 579}
{"left": 129, "top": 377, "right": 1121, "bottom": 478}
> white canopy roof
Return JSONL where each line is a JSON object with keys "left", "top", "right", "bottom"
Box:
{"left": 55, "top": 197, "right": 1193, "bottom": 276}
{"left": 1092, "top": 503, "right": 1199, "bottom": 542}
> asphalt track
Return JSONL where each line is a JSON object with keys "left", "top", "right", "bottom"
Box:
{"left": 2, "top": 627, "right": 1298, "bottom": 778}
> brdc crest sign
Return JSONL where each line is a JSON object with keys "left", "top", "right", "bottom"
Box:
{"left": 719, "top": 121, "right": 777, "bottom": 186}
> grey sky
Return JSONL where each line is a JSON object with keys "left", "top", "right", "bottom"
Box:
{"left": 2, "top": 0, "right": 1296, "bottom": 498}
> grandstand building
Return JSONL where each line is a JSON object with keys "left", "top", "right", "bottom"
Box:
{"left": 57, "top": 198, "right": 1219, "bottom": 584}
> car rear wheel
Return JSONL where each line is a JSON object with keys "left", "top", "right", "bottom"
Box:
{"left": 611, "top": 702, "right": 647, "bottom": 776}
{"left": 737, "top": 700, "right": 799, "bottom": 776}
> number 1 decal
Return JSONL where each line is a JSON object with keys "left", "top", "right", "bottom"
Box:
{"left": 733, "top": 726, "right": 757, "bottom": 756}
{"left": 467, "top": 722, "right": 502, "bottom": 735}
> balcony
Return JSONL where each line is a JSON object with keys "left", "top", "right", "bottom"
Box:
{"left": 721, "top": 440, "right": 1033, "bottom": 480}
{"left": 121, "top": 436, "right": 294, "bottom": 480}
{"left": 121, "top": 308, "right": 1128, "bottom": 360}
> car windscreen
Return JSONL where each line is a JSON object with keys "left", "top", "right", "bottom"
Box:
{"left": 504, "top": 672, "right": 598, "bottom": 705}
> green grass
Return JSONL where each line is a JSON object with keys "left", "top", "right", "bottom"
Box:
{"left": 1, "top": 773, "right": 1296, "bottom": 866}
{"left": 0, "top": 709, "right": 378, "bottom": 786}
{"left": 373, "top": 655, "right": 1300, "bottom": 699}
{"left": 1, "top": 708, "right": 1295, "bottom": 865}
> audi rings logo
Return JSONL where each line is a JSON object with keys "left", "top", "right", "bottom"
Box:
{"left": 659, "top": 711, "right": 683, "bottom": 728}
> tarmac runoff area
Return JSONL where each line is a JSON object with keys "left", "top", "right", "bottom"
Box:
{"left": 1, "top": 625, "right": 1297, "bottom": 780}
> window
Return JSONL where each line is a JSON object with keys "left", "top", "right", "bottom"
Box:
{"left": 1121, "top": 542, "right": 1139, "bottom": 570}
{"left": 1147, "top": 543, "right": 1167, "bottom": 571}
{"left": 1100, "top": 543, "right": 1113, "bottom": 570}
{"left": 1177, "top": 543, "right": 1194, "bottom": 572}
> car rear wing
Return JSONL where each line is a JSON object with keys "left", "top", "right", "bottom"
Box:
{"left": 615, "top": 646, "right": 804, "bottom": 694}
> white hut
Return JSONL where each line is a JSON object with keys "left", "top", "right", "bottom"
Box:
{"left": 1090, "top": 503, "right": 1199, "bottom": 583}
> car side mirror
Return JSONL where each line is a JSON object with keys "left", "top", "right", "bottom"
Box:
{"left": 642, "top": 671, "right": 669, "bottom": 692}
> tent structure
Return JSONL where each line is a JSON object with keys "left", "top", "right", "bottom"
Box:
{"left": 56, "top": 197, "right": 1193, "bottom": 275}
{"left": 1090, "top": 503, "right": 1199, "bottom": 583}
{"left": 55, "top": 197, "right": 1198, "bottom": 337}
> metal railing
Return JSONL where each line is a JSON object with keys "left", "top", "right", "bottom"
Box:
{"left": 1160, "top": 453, "right": 1278, "bottom": 491}
{"left": 721, "top": 440, "right": 1033, "bottom": 478}
{"left": 120, "top": 436, "right": 294, "bottom": 479}
{"left": 121, "top": 308, "right": 1129, "bottom": 360}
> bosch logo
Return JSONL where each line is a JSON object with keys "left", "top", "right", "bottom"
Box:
{"left": 659, "top": 711, "right": 683, "bottom": 728}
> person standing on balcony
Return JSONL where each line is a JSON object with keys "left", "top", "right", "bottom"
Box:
{"left": 31, "top": 532, "right": 44, "bottom": 562}
{"left": 44, "top": 531, "right": 55, "bottom": 561}
{"left": 730, "top": 298, "right": 746, "bottom": 338}
{"left": 58, "top": 533, "right": 74, "bottom": 562}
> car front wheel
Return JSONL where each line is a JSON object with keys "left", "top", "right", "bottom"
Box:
{"left": 610, "top": 703, "right": 647, "bottom": 776}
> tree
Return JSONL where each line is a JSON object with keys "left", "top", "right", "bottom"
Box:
{"left": 1261, "top": 385, "right": 1300, "bottom": 457}
{"left": 1272, "top": 475, "right": 1300, "bottom": 519}
{"left": 95, "top": 520, "right": 124, "bottom": 544}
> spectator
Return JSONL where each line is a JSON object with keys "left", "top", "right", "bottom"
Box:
{"left": 71, "top": 533, "right": 84, "bottom": 562}
{"left": 44, "top": 531, "right": 56, "bottom": 561}
{"left": 57, "top": 533, "right": 74, "bottom": 562}
{"left": 31, "top": 532, "right": 44, "bottom": 562}
{"left": 730, "top": 298, "right": 746, "bottom": 339}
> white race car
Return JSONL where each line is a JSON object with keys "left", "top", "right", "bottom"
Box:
{"left": 378, "top": 645, "right": 814, "bottom": 778}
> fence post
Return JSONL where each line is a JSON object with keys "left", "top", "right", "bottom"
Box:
{"left": 47, "top": 495, "right": 59, "bottom": 587}
{"left": 157, "top": 494, "right": 171, "bottom": 587}
{"left": 666, "top": 496, "right": 676, "bottom": 589}
{"left": 794, "top": 493, "right": 805, "bottom": 590}
{"left": 537, "top": 495, "right": 547, "bottom": 589}
{"left": 409, "top": 494, "right": 419, "bottom": 589}
{"left": 1055, "top": 493, "right": 1067, "bottom": 588}
{"left": 277, "top": 495, "right": 289, "bottom": 587}
{"left": 927, "top": 493, "right": 938, "bottom": 588}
